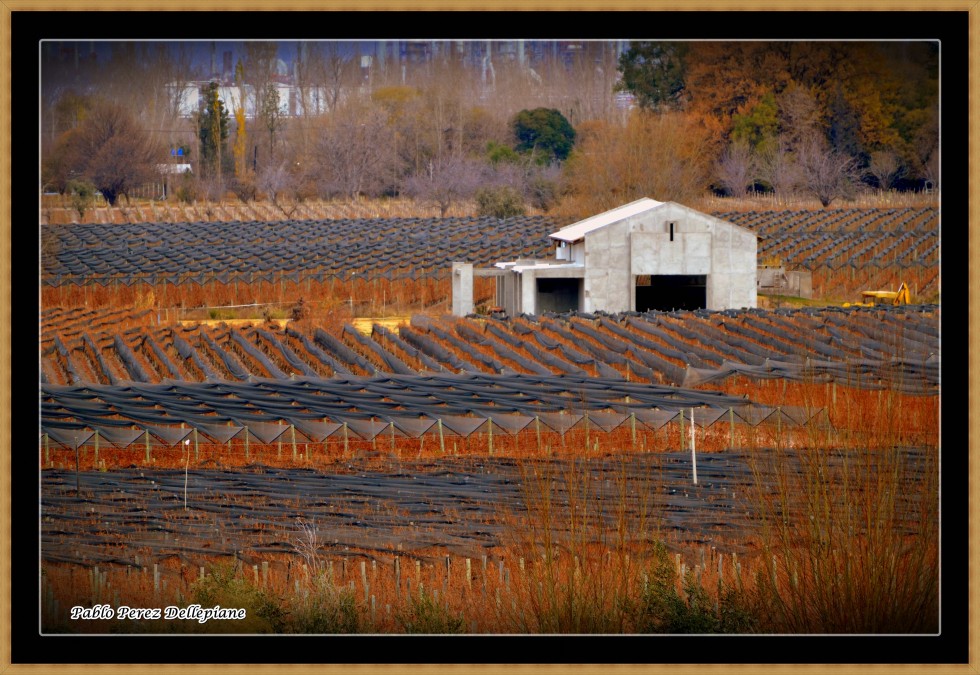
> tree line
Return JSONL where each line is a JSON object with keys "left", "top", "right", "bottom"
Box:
{"left": 41, "top": 40, "right": 938, "bottom": 218}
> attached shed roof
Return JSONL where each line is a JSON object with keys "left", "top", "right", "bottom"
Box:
{"left": 549, "top": 197, "right": 664, "bottom": 243}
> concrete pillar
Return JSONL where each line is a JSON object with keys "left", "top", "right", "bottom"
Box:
{"left": 452, "top": 262, "right": 474, "bottom": 317}
{"left": 520, "top": 270, "right": 537, "bottom": 316}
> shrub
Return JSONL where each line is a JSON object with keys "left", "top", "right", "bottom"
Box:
{"left": 475, "top": 186, "right": 525, "bottom": 218}
{"left": 632, "top": 542, "right": 754, "bottom": 634}
{"left": 66, "top": 179, "right": 97, "bottom": 220}
{"left": 290, "top": 574, "right": 362, "bottom": 634}
{"left": 395, "top": 591, "right": 465, "bottom": 634}
{"left": 189, "top": 562, "right": 287, "bottom": 633}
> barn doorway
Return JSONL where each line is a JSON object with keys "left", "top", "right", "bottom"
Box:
{"left": 536, "top": 278, "right": 582, "bottom": 314}
{"left": 635, "top": 275, "right": 707, "bottom": 312}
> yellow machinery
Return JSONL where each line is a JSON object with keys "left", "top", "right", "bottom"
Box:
{"left": 844, "top": 281, "right": 911, "bottom": 307}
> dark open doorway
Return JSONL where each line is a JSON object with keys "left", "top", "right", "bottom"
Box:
{"left": 636, "top": 275, "right": 707, "bottom": 312}
{"left": 536, "top": 278, "right": 582, "bottom": 314}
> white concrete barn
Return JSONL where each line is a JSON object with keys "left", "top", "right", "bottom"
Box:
{"left": 453, "top": 198, "right": 758, "bottom": 316}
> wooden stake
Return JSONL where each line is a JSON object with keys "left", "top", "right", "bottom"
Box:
{"left": 679, "top": 409, "right": 685, "bottom": 453}
{"left": 729, "top": 408, "right": 735, "bottom": 449}
{"left": 74, "top": 442, "right": 80, "bottom": 495}
{"left": 691, "top": 408, "right": 697, "bottom": 485}
{"left": 438, "top": 418, "right": 445, "bottom": 454}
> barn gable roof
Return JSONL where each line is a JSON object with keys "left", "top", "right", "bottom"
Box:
{"left": 548, "top": 198, "right": 754, "bottom": 243}
{"left": 548, "top": 198, "right": 664, "bottom": 243}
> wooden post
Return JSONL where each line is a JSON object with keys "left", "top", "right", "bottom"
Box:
{"left": 244, "top": 427, "right": 250, "bottom": 460}
{"left": 679, "top": 409, "right": 685, "bottom": 453}
{"left": 535, "top": 415, "right": 541, "bottom": 452}
{"left": 44, "top": 433, "right": 50, "bottom": 466}
{"left": 360, "top": 561, "right": 369, "bottom": 603}
{"left": 145, "top": 431, "right": 151, "bottom": 464}
{"left": 630, "top": 412, "right": 636, "bottom": 450}
{"left": 184, "top": 452, "right": 189, "bottom": 510}
{"left": 487, "top": 419, "right": 493, "bottom": 456}
{"left": 690, "top": 408, "right": 697, "bottom": 485}
{"left": 438, "top": 418, "right": 445, "bottom": 454}
{"left": 343, "top": 422, "right": 349, "bottom": 456}
{"left": 93, "top": 430, "right": 99, "bottom": 466}
{"left": 74, "top": 441, "right": 80, "bottom": 495}
{"left": 194, "top": 428, "right": 199, "bottom": 463}
{"left": 729, "top": 408, "right": 735, "bottom": 449}
{"left": 291, "top": 425, "right": 297, "bottom": 461}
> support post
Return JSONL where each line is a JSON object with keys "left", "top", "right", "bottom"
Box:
{"left": 729, "top": 408, "right": 735, "bottom": 449}
{"left": 679, "top": 409, "right": 685, "bottom": 453}
{"left": 691, "top": 408, "right": 698, "bottom": 485}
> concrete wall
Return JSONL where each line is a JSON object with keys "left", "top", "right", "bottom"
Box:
{"left": 451, "top": 262, "right": 474, "bottom": 316}
{"left": 583, "top": 216, "right": 633, "bottom": 313}
{"left": 582, "top": 202, "right": 757, "bottom": 312}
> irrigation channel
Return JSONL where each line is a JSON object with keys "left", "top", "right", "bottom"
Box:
{"left": 41, "top": 447, "right": 932, "bottom": 571}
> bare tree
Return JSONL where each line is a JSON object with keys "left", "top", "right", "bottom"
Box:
{"left": 257, "top": 161, "right": 300, "bottom": 216}
{"left": 313, "top": 100, "right": 402, "bottom": 199}
{"left": 403, "top": 155, "right": 486, "bottom": 216}
{"left": 756, "top": 138, "right": 801, "bottom": 199}
{"left": 866, "top": 150, "right": 904, "bottom": 190}
{"left": 715, "top": 139, "right": 756, "bottom": 196}
{"left": 797, "top": 136, "right": 860, "bottom": 207}
{"left": 921, "top": 146, "right": 938, "bottom": 190}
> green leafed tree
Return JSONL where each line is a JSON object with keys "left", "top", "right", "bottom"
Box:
{"left": 731, "top": 92, "right": 779, "bottom": 149}
{"left": 510, "top": 108, "right": 576, "bottom": 164}
{"left": 196, "top": 81, "right": 230, "bottom": 178}
{"left": 259, "top": 83, "right": 284, "bottom": 164}
{"left": 616, "top": 41, "right": 689, "bottom": 110}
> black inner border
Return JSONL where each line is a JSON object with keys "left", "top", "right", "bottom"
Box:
{"left": 13, "top": 8, "right": 969, "bottom": 667}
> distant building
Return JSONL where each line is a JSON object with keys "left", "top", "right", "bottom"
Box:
{"left": 453, "top": 198, "right": 759, "bottom": 317}
{"left": 166, "top": 81, "right": 336, "bottom": 119}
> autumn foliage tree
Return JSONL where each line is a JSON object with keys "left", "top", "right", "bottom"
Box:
{"left": 558, "top": 111, "right": 712, "bottom": 217}
{"left": 42, "top": 98, "right": 161, "bottom": 205}
{"left": 616, "top": 41, "right": 939, "bottom": 194}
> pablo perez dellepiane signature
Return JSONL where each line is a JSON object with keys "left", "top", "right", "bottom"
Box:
{"left": 70, "top": 604, "right": 246, "bottom": 624}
